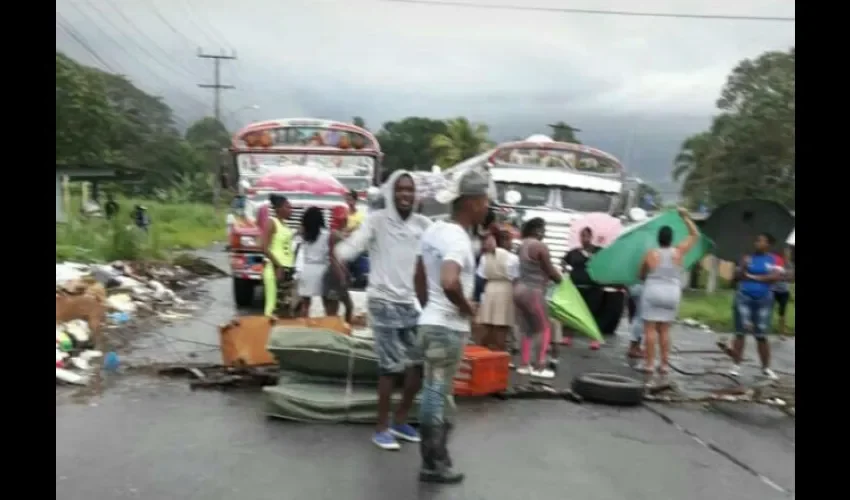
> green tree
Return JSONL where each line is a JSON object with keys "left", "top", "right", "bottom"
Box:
{"left": 56, "top": 52, "right": 215, "bottom": 202}
{"left": 376, "top": 117, "right": 448, "bottom": 172}
{"left": 186, "top": 117, "right": 230, "bottom": 150}
{"left": 673, "top": 47, "right": 795, "bottom": 209}
{"left": 547, "top": 122, "right": 582, "bottom": 143}
{"left": 430, "top": 117, "right": 492, "bottom": 168}
{"left": 55, "top": 52, "right": 123, "bottom": 165}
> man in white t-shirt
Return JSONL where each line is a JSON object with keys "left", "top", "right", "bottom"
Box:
{"left": 414, "top": 169, "right": 490, "bottom": 485}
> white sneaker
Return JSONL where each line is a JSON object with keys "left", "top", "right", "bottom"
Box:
{"left": 728, "top": 365, "right": 741, "bottom": 376}
{"left": 762, "top": 368, "right": 779, "bottom": 381}
{"left": 516, "top": 366, "right": 532, "bottom": 375}
{"left": 531, "top": 368, "right": 555, "bottom": 379}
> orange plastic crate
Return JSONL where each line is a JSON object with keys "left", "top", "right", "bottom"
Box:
{"left": 452, "top": 345, "right": 510, "bottom": 396}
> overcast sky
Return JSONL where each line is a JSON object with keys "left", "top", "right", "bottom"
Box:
{"left": 56, "top": 0, "right": 794, "bottom": 193}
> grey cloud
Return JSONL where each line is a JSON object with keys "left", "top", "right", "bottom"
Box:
{"left": 56, "top": 0, "right": 794, "bottom": 187}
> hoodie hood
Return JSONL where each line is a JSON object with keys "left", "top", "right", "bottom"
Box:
{"left": 381, "top": 169, "right": 417, "bottom": 221}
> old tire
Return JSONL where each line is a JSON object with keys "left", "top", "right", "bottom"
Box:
{"left": 233, "top": 278, "right": 256, "bottom": 308}
{"left": 571, "top": 372, "right": 644, "bottom": 406}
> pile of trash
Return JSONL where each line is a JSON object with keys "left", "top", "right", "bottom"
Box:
{"left": 56, "top": 259, "right": 217, "bottom": 387}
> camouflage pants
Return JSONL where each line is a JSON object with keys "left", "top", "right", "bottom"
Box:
{"left": 417, "top": 325, "right": 466, "bottom": 427}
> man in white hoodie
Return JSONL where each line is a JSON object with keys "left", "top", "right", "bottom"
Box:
{"left": 335, "top": 170, "right": 432, "bottom": 451}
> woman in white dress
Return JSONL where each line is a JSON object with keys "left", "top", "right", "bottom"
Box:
{"left": 475, "top": 227, "right": 518, "bottom": 351}
{"left": 297, "top": 207, "right": 349, "bottom": 319}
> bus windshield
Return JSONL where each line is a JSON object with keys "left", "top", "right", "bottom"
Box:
{"left": 560, "top": 189, "right": 615, "bottom": 212}
{"left": 336, "top": 176, "right": 371, "bottom": 192}
{"left": 237, "top": 153, "right": 375, "bottom": 185}
{"left": 496, "top": 182, "right": 551, "bottom": 208}
{"left": 246, "top": 193, "right": 345, "bottom": 217}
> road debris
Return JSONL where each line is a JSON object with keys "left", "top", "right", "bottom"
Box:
{"left": 55, "top": 257, "right": 222, "bottom": 387}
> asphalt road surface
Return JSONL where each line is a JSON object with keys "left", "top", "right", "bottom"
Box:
{"left": 56, "top": 249, "right": 794, "bottom": 500}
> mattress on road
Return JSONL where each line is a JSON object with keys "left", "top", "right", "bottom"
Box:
{"left": 267, "top": 327, "right": 381, "bottom": 380}
{"left": 263, "top": 373, "right": 421, "bottom": 423}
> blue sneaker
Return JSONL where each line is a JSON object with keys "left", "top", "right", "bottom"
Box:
{"left": 389, "top": 423, "right": 421, "bottom": 443}
{"left": 372, "top": 430, "right": 401, "bottom": 450}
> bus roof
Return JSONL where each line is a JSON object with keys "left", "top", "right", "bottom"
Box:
{"left": 231, "top": 118, "right": 381, "bottom": 152}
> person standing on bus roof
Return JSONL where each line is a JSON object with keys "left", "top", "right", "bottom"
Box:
{"left": 334, "top": 170, "right": 432, "bottom": 451}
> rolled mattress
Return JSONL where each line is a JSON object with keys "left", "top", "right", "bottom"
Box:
{"left": 263, "top": 375, "right": 421, "bottom": 423}
{"left": 267, "top": 326, "right": 381, "bottom": 380}
{"left": 265, "top": 328, "right": 422, "bottom": 422}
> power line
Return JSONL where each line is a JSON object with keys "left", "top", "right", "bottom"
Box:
{"left": 147, "top": 0, "right": 205, "bottom": 52}
{"left": 182, "top": 0, "right": 235, "bottom": 51}
{"left": 56, "top": 15, "right": 117, "bottom": 72}
{"left": 385, "top": 0, "right": 795, "bottom": 22}
{"left": 62, "top": 2, "right": 207, "bottom": 116}
{"left": 102, "top": 1, "right": 201, "bottom": 82}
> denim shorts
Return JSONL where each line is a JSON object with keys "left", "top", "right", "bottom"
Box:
{"left": 368, "top": 298, "right": 422, "bottom": 375}
{"left": 734, "top": 290, "right": 773, "bottom": 339}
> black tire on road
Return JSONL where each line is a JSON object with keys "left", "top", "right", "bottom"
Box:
{"left": 571, "top": 372, "right": 645, "bottom": 406}
{"left": 233, "top": 278, "right": 256, "bottom": 308}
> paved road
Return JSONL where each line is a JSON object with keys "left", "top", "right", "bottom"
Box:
{"left": 56, "top": 249, "right": 794, "bottom": 499}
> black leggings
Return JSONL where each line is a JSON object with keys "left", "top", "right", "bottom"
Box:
{"left": 773, "top": 291, "right": 790, "bottom": 317}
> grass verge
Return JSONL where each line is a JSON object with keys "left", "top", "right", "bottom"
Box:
{"left": 56, "top": 197, "right": 224, "bottom": 263}
{"left": 679, "top": 288, "right": 795, "bottom": 335}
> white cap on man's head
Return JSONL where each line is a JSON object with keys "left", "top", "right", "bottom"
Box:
{"left": 435, "top": 169, "right": 491, "bottom": 205}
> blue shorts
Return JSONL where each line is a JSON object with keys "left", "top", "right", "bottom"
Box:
{"left": 368, "top": 298, "right": 422, "bottom": 375}
{"left": 734, "top": 290, "right": 773, "bottom": 339}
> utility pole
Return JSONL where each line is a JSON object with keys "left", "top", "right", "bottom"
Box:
{"left": 197, "top": 49, "right": 236, "bottom": 209}
{"left": 197, "top": 49, "right": 236, "bottom": 121}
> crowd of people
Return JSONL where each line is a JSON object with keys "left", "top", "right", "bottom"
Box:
{"left": 249, "top": 170, "right": 793, "bottom": 485}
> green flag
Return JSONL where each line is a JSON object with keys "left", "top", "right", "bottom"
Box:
{"left": 547, "top": 278, "right": 604, "bottom": 342}
{"left": 587, "top": 210, "right": 714, "bottom": 286}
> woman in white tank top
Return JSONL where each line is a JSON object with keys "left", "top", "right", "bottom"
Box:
{"left": 638, "top": 208, "right": 698, "bottom": 378}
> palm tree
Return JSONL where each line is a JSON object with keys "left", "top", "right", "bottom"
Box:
{"left": 672, "top": 132, "right": 714, "bottom": 182}
{"left": 430, "top": 117, "right": 492, "bottom": 168}
{"left": 672, "top": 131, "right": 726, "bottom": 207}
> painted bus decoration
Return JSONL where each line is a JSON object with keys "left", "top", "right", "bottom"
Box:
{"left": 229, "top": 118, "right": 383, "bottom": 193}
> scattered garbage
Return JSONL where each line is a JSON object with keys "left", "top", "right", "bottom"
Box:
{"left": 103, "top": 352, "right": 121, "bottom": 373}
{"left": 680, "top": 317, "right": 713, "bottom": 331}
{"left": 55, "top": 257, "right": 222, "bottom": 388}
{"left": 107, "top": 312, "right": 131, "bottom": 324}
{"left": 56, "top": 367, "right": 88, "bottom": 386}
